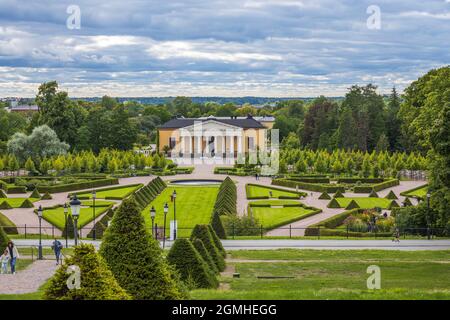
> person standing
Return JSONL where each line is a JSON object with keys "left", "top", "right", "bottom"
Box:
{"left": 0, "top": 249, "right": 10, "bottom": 274}
{"left": 6, "top": 241, "right": 19, "bottom": 274}
{"left": 51, "top": 238, "right": 63, "bottom": 265}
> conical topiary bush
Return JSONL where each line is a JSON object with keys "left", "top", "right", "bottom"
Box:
{"left": 403, "top": 197, "right": 413, "bottom": 206}
{"left": 41, "top": 192, "right": 53, "bottom": 200}
{"left": 20, "top": 199, "right": 34, "bottom": 208}
{"left": 369, "top": 189, "right": 379, "bottom": 198}
{"left": 0, "top": 227, "right": 10, "bottom": 250}
{"left": 208, "top": 224, "right": 226, "bottom": 257}
{"left": 319, "top": 192, "right": 331, "bottom": 200}
{"left": 100, "top": 198, "right": 187, "bottom": 300}
{"left": 190, "top": 224, "right": 225, "bottom": 271}
{"left": 167, "top": 238, "right": 218, "bottom": 289}
{"left": 388, "top": 200, "right": 400, "bottom": 210}
{"left": 192, "top": 238, "right": 219, "bottom": 274}
{"left": 0, "top": 189, "right": 7, "bottom": 198}
{"left": 211, "top": 210, "right": 226, "bottom": 239}
{"left": 29, "top": 189, "right": 41, "bottom": 199}
{"left": 43, "top": 244, "right": 131, "bottom": 300}
{"left": 333, "top": 190, "right": 344, "bottom": 198}
{"left": 0, "top": 201, "right": 12, "bottom": 210}
{"left": 62, "top": 214, "right": 75, "bottom": 239}
{"left": 345, "top": 199, "right": 360, "bottom": 210}
{"left": 327, "top": 198, "right": 341, "bottom": 208}
{"left": 385, "top": 190, "right": 398, "bottom": 200}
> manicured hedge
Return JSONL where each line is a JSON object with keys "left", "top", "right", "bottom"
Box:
{"left": 385, "top": 190, "right": 398, "bottom": 199}
{"left": 5, "top": 185, "right": 27, "bottom": 194}
{"left": 286, "top": 177, "right": 330, "bottom": 183}
{"left": 304, "top": 209, "right": 361, "bottom": 236}
{"left": 337, "top": 178, "right": 385, "bottom": 184}
{"left": 19, "top": 199, "right": 34, "bottom": 208}
{"left": 0, "top": 201, "right": 13, "bottom": 210}
{"left": 38, "top": 178, "right": 119, "bottom": 193}
{"left": 131, "top": 177, "right": 167, "bottom": 211}
{"left": 353, "top": 179, "right": 399, "bottom": 193}
{"left": 333, "top": 190, "right": 344, "bottom": 198}
{"left": 327, "top": 198, "right": 341, "bottom": 208}
{"left": 388, "top": 200, "right": 400, "bottom": 209}
{"left": 272, "top": 179, "right": 345, "bottom": 193}
{"left": 345, "top": 200, "right": 360, "bottom": 210}
{"left": 29, "top": 189, "right": 41, "bottom": 199}
{"left": 0, "top": 189, "right": 6, "bottom": 198}
{"left": 369, "top": 189, "right": 379, "bottom": 198}
{"left": 190, "top": 224, "right": 225, "bottom": 272}
{"left": 318, "top": 192, "right": 331, "bottom": 200}
{"left": 210, "top": 177, "right": 236, "bottom": 238}
{"left": 400, "top": 184, "right": 429, "bottom": 200}
{"left": 402, "top": 197, "right": 413, "bottom": 206}
{"left": 41, "top": 191, "right": 53, "bottom": 200}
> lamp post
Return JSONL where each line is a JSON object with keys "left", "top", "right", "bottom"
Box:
{"left": 163, "top": 203, "right": 168, "bottom": 249}
{"left": 172, "top": 190, "right": 177, "bottom": 240}
{"left": 150, "top": 206, "right": 156, "bottom": 239}
{"left": 426, "top": 192, "right": 431, "bottom": 240}
{"left": 70, "top": 195, "right": 81, "bottom": 246}
{"left": 63, "top": 203, "right": 68, "bottom": 248}
{"left": 37, "top": 205, "right": 43, "bottom": 260}
{"left": 92, "top": 189, "right": 97, "bottom": 240}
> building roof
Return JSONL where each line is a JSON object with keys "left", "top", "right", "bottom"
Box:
{"left": 8, "top": 105, "right": 39, "bottom": 112}
{"left": 159, "top": 116, "right": 266, "bottom": 129}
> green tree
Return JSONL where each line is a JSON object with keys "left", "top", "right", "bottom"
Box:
{"left": 100, "top": 198, "right": 187, "bottom": 300}
{"left": 44, "top": 244, "right": 130, "bottom": 300}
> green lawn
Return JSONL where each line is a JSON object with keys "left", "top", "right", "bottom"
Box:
{"left": 73, "top": 184, "right": 141, "bottom": 200}
{"left": 191, "top": 249, "right": 450, "bottom": 300}
{"left": 142, "top": 185, "right": 219, "bottom": 238}
{"left": 0, "top": 198, "right": 39, "bottom": 208}
{"left": 403, "top": 185, "right": 428, "bottom": 198}
{"left": 246, "top": 184, "right": 300, "bottom": 199}
{"left": 41, "top": 205, "right": 111, "bottom": 230}
{"left": 249, "top": 201, "right": 319, "bottom": 230}
{"left": 336, "top": 197, "right": 392, "bottom": 209}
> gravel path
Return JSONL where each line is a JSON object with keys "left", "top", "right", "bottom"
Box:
{"left": 0, "top": 260, "right": 58, "bottom": 294}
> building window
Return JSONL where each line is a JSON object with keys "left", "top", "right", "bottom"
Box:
{"left": 169, "top": 137, "right": 176, "bottom": 149}
{"left": 248, "top": 137, "right": 255, "bottom": 150}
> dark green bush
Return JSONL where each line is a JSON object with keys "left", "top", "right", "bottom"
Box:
{"left": 62, "top": 214, "right": 75, "bottom": 239}
{"left": 192, "top": 238, "right": 219, "bottom": 274}
{"left": 403, "top": 197, "right": 413, "bottom": 206}
{"left": 38, "top": 178, "right": 119, "bottom": 193}
{"left": 327, "top": 198, "right": 341, "bottom": 208}
{"left": 319, "top": 192, "right": 331, "bottom": 200}
{"left": 100, "top": 198, "right": 187, "bottom": 300}
{"left": 207, "top": 224, "right": 226, "bottom": 257}
{"left": 0, "top": 213, "right": 18, "bottom": 234}
{"left": 190, "top": 224, "right": 225, "bottom": 271}
{"left": 41, "top": 191, "right": 53, "bottom": 200}
{"left": 44, "top": 244, "right": 131, "bottom": 300}
{"left": 0, "top": 201, "right": 13, "bottom": 210}
{"left": 333, "top": 190, "right": 344, "bottom": 198}
{"left": 19, "top": 199, "right": 34, "bottom": 208}
{"left": 211, "top": 210, "right": 226, "bottom": 239}
{"left": 388, "top": 200, "right": 400, "bottom": 209}
{"left": 0, "top": 189, "right": 6, "bottom": 198}
{"left": 0, "top": 227, "right": 10, "bottom": 249}
{"left": 345, "top": 200, "right": 360, "bottom": 210}
{"left": 369, "top": 189, "right": 379, "bottom": 198}
{"left": 385, "top": 190, "right": 398, "bottom": 200}
{"left": 167, "top": 238, "right": 218, "bottom": 289}
{"left": 29, "top": 189, "right": 41, "bottom": 199}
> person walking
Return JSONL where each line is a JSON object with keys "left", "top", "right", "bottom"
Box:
{"left": 51, "top": 238, "right": 63, "bottom": 265}
{"left": 6, "top": 241, "right": 19, "bottom": 274}
{"left": 392, "top": 228, "right": 400, "bottom": 243}
{"left": 0, "top": 249, "right": 10, "bottom": 274}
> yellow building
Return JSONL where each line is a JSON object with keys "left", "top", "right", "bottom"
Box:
{"left": 157, "top": 115, "right": 274, "bottom": 158}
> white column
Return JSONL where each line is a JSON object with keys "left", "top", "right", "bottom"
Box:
{"left": 189, "top": 136, "right": 193, "bottom": 155}
{"left": 221, "top": 135, "right": 225, "bottom": 156}
{"left": 197, "top": 135, "right": 202, "bottom": 156}
{"left": 205, "top": 136, "right": 210, "bottom": 154}
{"left": 237, "top": 135, "right": 243, "bottom": 153}
{"left": 213, "top": 136, "right": 218, "bottom": 155}
{"left": 229, "top": 135, "right": 234, "bottom": 156}
{"left": 179, "top": 136, "right": 184, "bottom": 155}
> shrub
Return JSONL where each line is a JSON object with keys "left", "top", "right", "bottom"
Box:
{"left": 318, "top": 192, "right": 331, "bottom": 200}
{"left": 38, "top": 178, "right": 119, "bottom": 193}
{"left": 0, "top": 201, "right": 13, "bottom": 210}
{"left": 29, "top": 189, "right": 41, "bottom": 199}
{"left": 167, "top": 239, "right": 218, "bottom": 289}
{"left": 211, "top": 210, "right": 226, "bottom": 239}
{"left": 403, "top": 197, "right": 413, "bottom": 206}
{"left": 192, "top": 238, "right": 219, "bottom": 274}
{"left": 345, "top": 200, "right": 360, "bottom": 210}
{"left": 0, "top": 189, "right": 7, "bottom": 198}
{"left": 190, "top": 224, "right": 225, "bottom": 271}
{"left": 385, "top": 190, "right": 398, "bottom": 200}
{"left": 100, "top": 198, "right": 187, "bottom": 300}
{"left": 369, "top": 189, "right": 379, "bottom": 198}
{"left": 221, "top": 214, "right": 261, "bottom": 236}
{"left": 327, "top": 198, "right": 341, "bottom": 208}
{"left": 19, "top": 199, "right": 34, "bottom": 208}
{"left": 388, "top": 200, "right": 400, "bottom": 209}
{"left": 0, "top": 227, "right": 10, "bottom": 249}
{"left": 0, "top": 212, "right": 18, "bottom": 234}
{"left": 41, "top": 192, "right": 53, "bottom": 200}
{"left": 62, "top": 214, "right": 75, "bottom": 239}
{"left": 304, "top": 208, "right": 361, "bottom": 236}
{"left": 44, "top": 244, "right": 131, "bottom": 300}
{"left": 333, "top": 190, "right": 344, "bottom": 198}
{"left": 208, "top": 224, "right": 226, "bottom": 257}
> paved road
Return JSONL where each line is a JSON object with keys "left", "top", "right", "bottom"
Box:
{"left": 11, "top": 239, "right": 450, "bottom": 251}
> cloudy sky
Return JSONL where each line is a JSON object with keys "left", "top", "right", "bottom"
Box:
{"left": 0, "top": 0, "right": 449, "bottom": 97}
